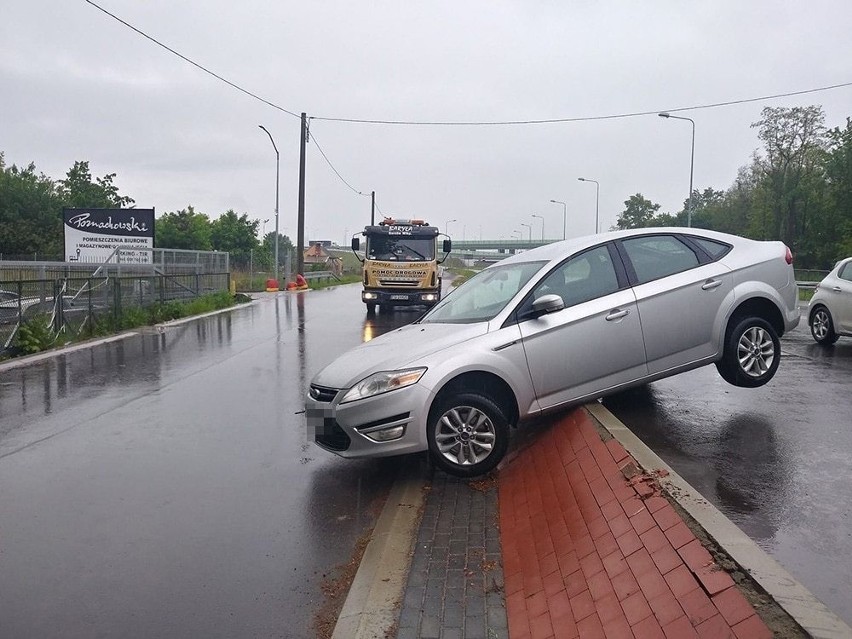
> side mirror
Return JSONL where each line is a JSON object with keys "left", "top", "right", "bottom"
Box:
{"left": 351, "top": 237, "right": 360, "bottom": 252}
{"left": 442, "top": 239, "right": 452, "bottom": 253}
{"left": 530, "top": 294, "right": 564, "bottom": 317}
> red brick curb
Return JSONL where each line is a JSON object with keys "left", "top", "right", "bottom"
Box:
{"left": 499, "top": 409, "right": 772, "bottom": 639}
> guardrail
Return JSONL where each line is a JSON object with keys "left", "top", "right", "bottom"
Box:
{"left": 797, "top": 281, "right": 819, "bottom": 290}
{"left": 303, "top": 271, "right": 339, "bottom": 284}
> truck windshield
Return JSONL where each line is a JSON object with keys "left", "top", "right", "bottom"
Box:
{"left": 367, "top": 236, "right": 435, "bottom": 261}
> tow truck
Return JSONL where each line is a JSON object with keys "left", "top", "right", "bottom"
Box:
{"left": 351, "top": 217, "right": 451, "bottom": 314}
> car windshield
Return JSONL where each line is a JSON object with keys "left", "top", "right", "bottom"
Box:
{"left": 421, "top": 261, "right": 546, "bottom": 324}
{"left": 366, "top": 235, "right": 435, "bottom": 261}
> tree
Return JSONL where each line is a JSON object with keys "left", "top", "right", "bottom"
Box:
{"left": 59, "top": 160, "right": 135, "bottom": 209}
{"left": 750, "top": 106, "right": 826, "bottom": 248}
{"left": 822, "top": 118, "right": 852, "bottom": 262}
{"left": 156, "top": 206, "right": 213, "bottom": 250}
{"left": 210, "top": 210, "right": 259, "bottom": 267}
{"left": 0, "top": 153, "right": 64, "bottom": 258}
{"left": 616, "top": 194, "right": 660, "bottom": 229}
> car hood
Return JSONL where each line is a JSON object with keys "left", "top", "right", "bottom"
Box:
{"left": 311, "top": 322, "right": 489, "bottom": 389}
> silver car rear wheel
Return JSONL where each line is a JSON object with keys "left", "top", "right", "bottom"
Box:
{"left": 427, "top": 392, "right": 509, "bottom": 477}
{"left": 719, "top": 316, "right": 780, "bottom": 388}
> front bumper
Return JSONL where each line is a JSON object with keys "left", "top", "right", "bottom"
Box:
{"left": 362, "top": 289, "right": 440, "bottom": 306}
{"left": 306, "top": 382, "right": 433, "bottom": 458}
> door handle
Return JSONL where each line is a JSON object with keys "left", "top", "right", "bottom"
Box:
{"left": 833, "top": 286, "right": 842, "bottom": 293}
{"left": 605, "top": 309, "right": 629, "bottom": 321}
{"left": 702, "top": 279, "right": 723, "bottom": 291}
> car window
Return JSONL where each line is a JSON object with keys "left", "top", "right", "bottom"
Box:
{"left": 691, "top": 237, "right": 731, "bottom": 259}
{"left": 528, "top": 245, "right": 620, "bottom": 309}
{"left": 839, "top": 262, "right": 852, "bottom": 282}
{"left": 621, "top": 235, "right": 700, "bottom": 284}
{"left": 420, "top": 261, "right": 546, "bottom": 324}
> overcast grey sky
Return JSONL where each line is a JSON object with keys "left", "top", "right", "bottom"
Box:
{"left": 2, "top": 1, "right": 851, "bottom": 244}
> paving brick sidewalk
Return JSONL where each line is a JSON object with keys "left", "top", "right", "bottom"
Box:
{"left": 395, "top": 406, "right": 780, "bottom": 639}
{"left": 500, "top": 409, "right": 773, "bottom": 639}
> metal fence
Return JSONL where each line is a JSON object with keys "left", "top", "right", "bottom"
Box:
{"left": 0, "top": 247, "right": 229, "bottom": 282}
{"left": 1, "top": 272, "right": 229, "bottom": 352}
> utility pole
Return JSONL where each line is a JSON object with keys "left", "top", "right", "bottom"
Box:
{"left": 371, "top": 190, "right": 375, "bottom": 225}
{"left": 297, "top": 112, "right": 307, "bottom": 277}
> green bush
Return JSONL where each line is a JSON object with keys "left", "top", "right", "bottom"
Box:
{"left": 12, "top": 314, "right": 55, "bottom": 354}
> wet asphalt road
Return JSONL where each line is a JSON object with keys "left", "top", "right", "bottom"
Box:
{"left": 603, "top": 310, "right": 852, "bottom": 626}
{"left": 2, "top": 284, "right": 851, "bottom": 635}
{"left": 0, "top": 286, "right": 415, "bottom": 639}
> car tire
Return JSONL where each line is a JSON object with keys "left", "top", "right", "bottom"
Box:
{"left": 718, "top": 316, "right": 780, "bottom": 388}
{"left": 810, "top": 306, "right": 839, "bottom": 345}
{"left": 427, "top": 392, "right": 509, "bottom": 478}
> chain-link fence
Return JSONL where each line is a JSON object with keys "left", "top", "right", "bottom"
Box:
{"left": 1, "top": 272, "right": 229, "bottom": 353}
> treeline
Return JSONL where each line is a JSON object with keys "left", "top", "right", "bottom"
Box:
{"left": 615, "top": 106, "right": 852, "bottom": 269}
{"left": 0, "top": 156, "right": 291, "bottom": 268}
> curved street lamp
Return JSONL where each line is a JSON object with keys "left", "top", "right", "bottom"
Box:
{"left": 659, "top": 112, "right": 695, "bottom": 227}
{"left": 520, "top": 222, "right": 532, "bottom": 242}
{"left": 549, "top": 199, "right": 567, "bottom": 240}
{"left": 258, "top": 125, "right": 280, "bottom": 282}
{"left": 532, "top": 214, "right": 544, "bottom": 241}
{"left": 577, "top": 178, "right": 600, "bottom": 233}
{"left": 445, "top": 219, "right": 457, "bottom": 235}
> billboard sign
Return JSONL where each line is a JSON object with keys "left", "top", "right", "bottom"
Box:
{"left": 63, "top": 208, "right": 155, "bottom": 264}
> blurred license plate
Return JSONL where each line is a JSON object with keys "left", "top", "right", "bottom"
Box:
{"left": 390, "top": 295, "right": 408, "bottom": 300}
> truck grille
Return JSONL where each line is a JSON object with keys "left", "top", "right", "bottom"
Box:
{"left": 378, "top": 279, "right": 420, "bottom": 287}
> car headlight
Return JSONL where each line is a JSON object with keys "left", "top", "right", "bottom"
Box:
{"left": 340, "top": 368, "right": 426, "bottom": 404}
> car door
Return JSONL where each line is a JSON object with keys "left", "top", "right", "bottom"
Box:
{"left": 833, "top": 260, "right": 852, "bottom": 332}
{"left": 515, "top": 244, "right": 647, "bottom": 410}
{"left": 617, "top": 233, "right": 734, "bottom": 374}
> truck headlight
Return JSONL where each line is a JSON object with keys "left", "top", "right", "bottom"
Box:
{"left": 340, "top": 368, "right": 426, "bottom": 403}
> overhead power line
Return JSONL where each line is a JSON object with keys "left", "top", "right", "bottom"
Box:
{"left": 311, "top": 82, "right": 852, "bottom": 126}
{"left": 309, "top": 130, "right": 373, "bottom": 197}
{"left": 83, "top": 0, "right": 850, "bottom": 129}
{"left": 82, "top": 0, "right": 301, "bottom": 120}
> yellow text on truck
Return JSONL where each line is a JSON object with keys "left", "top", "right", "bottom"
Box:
{"left": 351, "top": 218, "right": 452, "bottom": 314}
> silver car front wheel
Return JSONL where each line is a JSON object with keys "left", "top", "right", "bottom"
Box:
{"left": 427, "top": 392, "right": 509, "bottom": 477}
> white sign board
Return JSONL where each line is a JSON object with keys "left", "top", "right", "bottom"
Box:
{"left": 63, "top": 208, "right": 155, "bottom": 264}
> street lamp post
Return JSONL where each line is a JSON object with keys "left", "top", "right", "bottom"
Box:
{"left": 577, "top": 178, "right": 600, "bottom": 233}
{"left": 550, "top": 199, "right": 567, "bottom": 240}
{"left": 261, "top": 218, "right": 270, "bottom": 239}
{"left": 512, "top": 230, "right": 522, "bottom": 239}
{"left": 258, "top": 125, "right": 280, "bottom": 282}
{"left": 445, "top": 218, "right": 457, "bottom": 235}
{"left": 520, "top": 222, "right": 532, "bottom": 242}
{"left": 532, "top": 214, "right": 544, "bottom": 241}
{"left": 659, "top": 113, "right": 695, "bottom": 227}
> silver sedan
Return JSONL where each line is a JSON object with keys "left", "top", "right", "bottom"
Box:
{"left": 306, "top": 228, "right": 800, "bottom": 477}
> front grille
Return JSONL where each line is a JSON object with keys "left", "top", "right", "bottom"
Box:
{"left": 309, "top": 384, "right": 339, "bottom": 402}
{"left": 315, "top": 421, "right": 351, "bottom": 451}
{"left": 378, "top": 279, "right": 420, "bottom": 287}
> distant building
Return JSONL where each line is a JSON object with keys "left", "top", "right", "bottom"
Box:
{"left": 303, "top": 242, "right": 342, "bottom": 275}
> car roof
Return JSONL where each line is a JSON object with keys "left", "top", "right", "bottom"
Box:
{"left": 494, "top": 227, "right": 748, "bottom": 267}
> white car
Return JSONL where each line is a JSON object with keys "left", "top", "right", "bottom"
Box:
{"left": 808, "top": 257, "right": 852, "bottom": 344}
{"left": 306, "top": 228, "right": 799, "bottom": 477}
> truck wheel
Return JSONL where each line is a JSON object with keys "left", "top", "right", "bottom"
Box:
{"left": 366, "top": 303, "right": 376, "bottom": 315}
